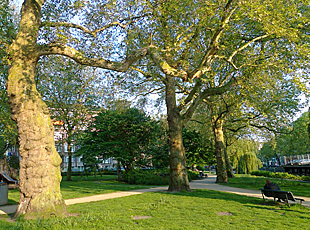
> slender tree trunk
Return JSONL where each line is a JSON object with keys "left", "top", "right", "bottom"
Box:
{"left": 67, "top": 142, "right": 72, "bottom": 181}
{"left": 212, "top": 117, "right": 228, "bottom": 183}
{"left": 166, "top": 75, "right": 190, "bottom": 192}
{"left": 224, "top": 146, "right": 235, "bottom": 178}
{"left": 117, "top": 161, "right": 121, "bottom": 180}
{"left": 7, "top": 1, "right": 67, "bottom": 218}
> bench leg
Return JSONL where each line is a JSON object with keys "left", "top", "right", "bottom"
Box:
{"left": 285, "top": 194, "right": 290, "bottom": 207}
{"left": 261, "top": 192, "right": 267, "bottom": 204}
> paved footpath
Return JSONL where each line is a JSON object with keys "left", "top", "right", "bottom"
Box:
{"left": 1, "top": 174, "right": 309, "bottom": 215}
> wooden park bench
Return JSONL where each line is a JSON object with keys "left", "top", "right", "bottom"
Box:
{"left": 0, "top": 172, "right": 18, "bottom": 189}
{"left": 259, "top": 188, "right": 304, "bottom": 206}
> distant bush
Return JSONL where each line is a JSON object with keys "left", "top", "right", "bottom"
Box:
{"left": 250, "top": 170, "right": 310, "bottom": 181}
{"left": 121, "top": 169, "right": 200, "bottom": 185}
{"left": 101, "top": 169, "right": 118, "bottom": 175}
{"left": 7, "top": 155, "right": 20, "bottom": 169}
{"left": 301, "top": 175, "right": 310, "bottom": 181}
{"left": 121, "top": 169, "right": 170, "bottom": 185}
{"left": 187, "top": 170, "right": 200, "bottom": 181}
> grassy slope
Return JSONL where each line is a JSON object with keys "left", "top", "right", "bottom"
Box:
{"left": 7, "top": 175, "right": 154, "bottom": 205}
{"left": 219, "top": 174, "right": 310, "bottom": 197}
{"left": 2, "top": 174, "right": 310, "bottom": 229}
{"left": 1, "top": 190, "right": 309, "bottom": 229}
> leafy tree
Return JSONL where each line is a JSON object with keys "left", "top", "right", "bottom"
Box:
{"left": 127, "top": 0, "right": 309, "bottom": 188}
{"left": 228, "top": 138, "right": 262, "bottom": 174}
{"left": 190, "top": 73, "right": 302, "bottom": 182}
{"left": 182, "top": 128, "right": 214, "bottom": 169}
{"left": 145, "top": 120, "right": 170, "bottom": 169}
{"left": 36, "top": 55, "right": 103, "bottom": 181}
{"left": 273, "top": 112, "right": 310, "bottom": 158}
{"left": 259, "top": 141, "right": 278, "bottom": 165}
{"left": 77, "top": 108, "right": 163, "bottom": 172}
{"left": 0, "top": 0, "right": 17, "bottom": 157}
{"left": 6, "top": 0, "right": 148, "bottom": 218}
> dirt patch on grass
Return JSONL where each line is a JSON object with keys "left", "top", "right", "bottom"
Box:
{"left": 216, "top": 211, "right": 233, "bottom": 216}
{"left": 132, "top": 215, "right": 152, "bottom": 220}
{"left": 69, "top": 213, "right": 81, "bottom": 217}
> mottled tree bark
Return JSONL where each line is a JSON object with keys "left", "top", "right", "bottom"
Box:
{"left": 212, "top": 117, "right": 228, "bottom": 183}
{"left": 166, "top": 75, "right": 190, "bottom": 192}
{"left": 7, "top": 0, "right": 67, "bottom": 218}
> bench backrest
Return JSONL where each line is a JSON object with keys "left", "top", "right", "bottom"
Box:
{"left": 260, "top": 189, "right": 296, "bottom": 201}
{"left": 0, "top": 172, "right": 18, "bottom": 184}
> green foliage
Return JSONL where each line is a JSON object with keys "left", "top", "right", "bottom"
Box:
{"left": 229, "top": 139, "right": 262, "bottom": 174}
{"left": 0, "top": 1, "right": 18, "bottom": 158}
{"left": 7, "top": 155, "right": 19, "bottom": 169}
{"left": 183, "top": 128, "right": 215, "bottom": 167}
{"left": 187, "top": 170, "right": 200, "bottom": 181}
{"left": 259, "top": 111, "right": 310, "bottom": 165}
{"left": 0, "top": 87, "right": 17, "bottom": 156}
{"left": 0, "top": 0, "right": 15, "bottom": 77}
{"left": 250, "top": 170, "right": 310, "bottom": 182}
{"left": 121, "top": 169, "right": 170, "bottom": 185}
{"left": 275, "top": 112, "right": 310, "bottom": 157}
{"left": 259, "top": 141, "right": 277, "bottom": 162}
{"left": 121, "top": 169, "right": 199, "bottom": 185}
{"left": 77, "top": 107, "right": 166, "bottom": 171}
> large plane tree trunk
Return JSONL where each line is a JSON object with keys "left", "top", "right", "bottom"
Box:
{"left": 212, "top": 117, "right": 228, "bottom": 183}
{"left": 7, "top": 0, "right": 67, "bottom": 218}
{"left": 166, "top": 75, "right": 190, "bottom": 192}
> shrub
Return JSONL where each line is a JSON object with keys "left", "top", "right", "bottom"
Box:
{"left": 121, "top": 169, "right": 200, "bottom": 185}
{"left": 250, "top": 170, "right": 308, "bottom": 181}
{"left": 101, "top": 169, "right": 117, "bottom": 175}
{"left": 121, "top": 169, "right": 170, "bottom": 185}
{"left": 301, "top": 175, "right": 310, "bottom": 181}
{"left": 187, "top": 170, "right": 200, "bottom": 181}
{"left": 7, "top": 155, "right": 20, "bottom": 169}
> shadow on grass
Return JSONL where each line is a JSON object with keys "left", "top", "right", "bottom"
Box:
{"left": 222, "top": 175, "right": 310, "bottom": 197}
{"left": 60, "top": 176, "right": 153, "bottom": 199}
{"left": 161, "top": 189, "right": 307, "bottom": 212}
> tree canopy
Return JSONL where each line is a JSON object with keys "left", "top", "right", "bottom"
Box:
{"left": 77, "top": 107, "right": 164, "bottom": 171}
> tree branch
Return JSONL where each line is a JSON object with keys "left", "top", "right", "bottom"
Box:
{"left": 226, "top": 125, "right": 247, "bottom": 133}
{"left": 135, "top": 86, "right": 165, "bottom": 97}
{"left": 227, "top": 34, "right": 270, "bottom": 63}
{"left": 130, "top": 66, "right": 166, "bottom": 83}
{"left": 38, "top": 43, "right": 149, "bottom": 72}
{"left": 40, "top": 14, "right": 149, "bottom": 37}
{"left": 191, "top": 0, "right": 238, "bottom": 79}
{"left": 148, "top": 46, "right": 189, "bottom": 81}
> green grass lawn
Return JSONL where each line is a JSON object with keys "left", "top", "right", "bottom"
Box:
{"left": 1, "top": 189, "right": 309, "bottom": 229}
{"left": 219, "top": 174, "right": 310, "bottom": 197}
{"left": 7, "top": 175, "right": 156, "bottom": 205}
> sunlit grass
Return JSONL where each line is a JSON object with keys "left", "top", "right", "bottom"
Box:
{"left": 220, "top": 174, "right": 310, "bottom": 197}
{"left": 7, "top": 175, "right": 155, "bottom": 205}
{"left": 2, "top": 190, "right": 309, "bottom": 229}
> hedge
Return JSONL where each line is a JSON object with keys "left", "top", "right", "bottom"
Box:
{"left": 120, "top": 169, "right": 200, "bottom": 185}
{"left": 250, "top": 170, "right": 310, "bottom": 181}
